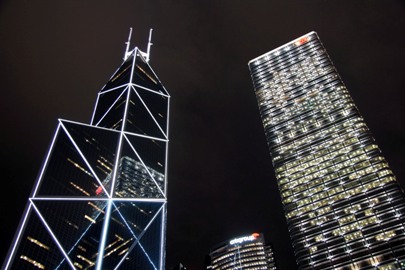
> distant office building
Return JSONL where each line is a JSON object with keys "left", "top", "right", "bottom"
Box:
{"left": 3, "top": 29, "right": 170, "bottom": 269}
{"left": 206, "top": 233, "right": 277, "bottom": 269}
{"left": 248, "top": 32, "right": 405, "bottom": 269}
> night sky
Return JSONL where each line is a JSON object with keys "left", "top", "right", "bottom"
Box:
{"left": 1, "top": 1, "right": 404, "bottom": 269}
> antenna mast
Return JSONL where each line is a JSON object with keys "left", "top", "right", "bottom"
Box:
{"left": 145, "top": 28, "right": 153, "bottom": 62}
{"left": 123, "top": 27, "right": 153, "bottom": 62}
{"left": 124, "top": 27, "right": 133, "bottom": 61}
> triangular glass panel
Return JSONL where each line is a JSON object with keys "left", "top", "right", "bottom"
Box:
{"left": 114, "top": 138, "right": 164, "bottom": 198}
{"left": 117, "top": 207, "right": 164, "bottom": 270}
{"left": 36, "top": 125, "right": 107, "bottom": 198}
{"left": 98, "top": 201, "right": 162, "bottom": 269}
{"left": 94, "top": 88, "right": 129, "bottom": 130}
{"left": 118, "top": 243, "right": 156, "bottom": 270}
{"left": 7, "top": 207, "right": 70, "bottom": 269}
{"left": 102, "top": 56, "right": 134, "bottom": 91}
{"left": 136, "top": 209, "right": 164, "bottom": 270}
{"left": 124, "top": 133, "right": 166, "bottom": 176}
{"left": 92, "top": 86, "right": 126, "bottom": 127}
{"left": 113, "top": 201, "right": 164, "bottom": 237}
{"left": 123, "top": 88, "right": 165, "bottom": 138}
{"left": 132, "top": 52, "right": 168, "bottom": 95}
{"left": 134, "top": 87, "right": 169, "bottom": 136}
{"left": 33, "top": 199, "right": 107, "bottom": 269}
{"left": 61, "top": 120, "right": 121, "bottom": 196}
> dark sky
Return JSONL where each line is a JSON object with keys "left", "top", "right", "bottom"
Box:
{"left": 0, "top": 1, "right": 404, "bottom": 269}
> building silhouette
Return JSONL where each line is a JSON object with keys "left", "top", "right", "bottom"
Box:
{"left": 2, "top": 29, "right": 170, "bottom": 270}
{"left": 206, "top": 233, "right": 277, "bottom": 269}
{"left": 248, "top": 32, "right": 405, "bottom": 269}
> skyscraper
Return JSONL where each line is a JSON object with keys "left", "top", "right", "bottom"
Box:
{"left": 2, "top": 29, "right": 170, "bottom": 270}
{"left": 206, "top": 233, "right": 277, "bottom": 269}
{"left": 248, "top": 32, "right": 405, "bottom": 270}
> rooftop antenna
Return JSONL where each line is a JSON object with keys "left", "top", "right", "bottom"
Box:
{"left": 124, "top": 27, "right": 133, "bottom": 61}
{"left": 145, "top": 28, "right": 153, "bottom": 62}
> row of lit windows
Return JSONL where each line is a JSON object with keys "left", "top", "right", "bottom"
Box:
{"left": 302, "top": 226, "right": 405, "bottom": 265}
{"left": 282, "top": 157, "right": 390, "bottom": 204}
{"left": 271, "top": 115, "right": 366, "bottom": 163}
{"left": 257, "top": 70, "right": 336, "bottom": 117}
{"left": 295, "top": 203, "right": 405, "bottom": 260}
{"left": 261, "top": 54, "right": 331, "bottom": 94}
{"left": 260, "top": 92, "right": 349, "bottom": 145}
{"left": 276, "top": 129, "right": 364, "bottom": 176}
{"left": 280, "top": 152, "right": 376, "bottom": 194}
{"left": 260, "top": 70, "right": 340, "bottom": 116}
{"left": 260, "top": 81, "right": 342, "bottom": 127}
{"left": 212, "top": 250, "right": 270, "bottom": 269}
{"left": 266, "top": 106, "right": 356, "bottom": 147}
{"left": 276, "top": 128, "right": 368, "bottom": 165}
{"left": 268, "top": 101, "right": 353, "bottom": 138}
{"left": 212, "top": 249, "right": 267, "bottom": 266}
{"left": 301, "top": 252, "right": 405, "bottom": 270}
{"left": 211, "top": 243, "right": 265, "bottom": 264}
{"left": 269, "top": 107, "right": 359, "bottom": 153}
{"left": 259, "top": 72, "right": 340, "bottom": 126}
{"left": 268, "top": 107, "right": 357, "bottom": 147}
{"left": 293, "top": 189, "right": 405, "bottom": 241}
{"left": 278, "top": 144, "right": 383, "bottom": 198}
{"left": 257, "top": 77, "right": 344, "bottom": 121}
{"left": 252, "top": 47, "right": 330, "bottom": 94}
{"left": 286, "top": 174, "right": 396, "bottom": 220}
{"left": 300, "top": 224, "right": 405, "bottom": 259}
{"left": 280, "top": 155, "right": 390, "bottom": 204}
{"left": 277, "top": 138, "right": 376, "bottom": 179}
{"left": 250, "top": 37, "right": 321, "bottom": 77}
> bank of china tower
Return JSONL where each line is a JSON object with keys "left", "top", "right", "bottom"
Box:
{"left": 3, "top": 31, "right": 170, "bottom": 270}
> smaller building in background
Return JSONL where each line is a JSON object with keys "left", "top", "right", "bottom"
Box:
{"left": 206, "top": 232, "right": 277, "bottom": 269}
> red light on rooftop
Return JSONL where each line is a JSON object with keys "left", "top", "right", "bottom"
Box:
{"left": 252, "top": 233, "right": 260, "bottom": 238}
{"left": 295, "top": 37, "right": 309, "bottom": 46}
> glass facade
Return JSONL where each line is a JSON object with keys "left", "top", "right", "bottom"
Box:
{"left": 248, "top": 32, "right": 405, "bottom": 270}
{"left": 206, "top": 233, "right": 277, "bottom": 270}
{"left": 3, "top": 47, "right": 170, "bottom": 270}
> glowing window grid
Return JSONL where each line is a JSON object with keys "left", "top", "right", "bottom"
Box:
{"left": 248, "top": 32, "right": 405, "bottom": 270}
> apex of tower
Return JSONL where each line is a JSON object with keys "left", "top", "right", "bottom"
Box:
{"left": 123, "top": 28, "right": 153, "bottom": 62}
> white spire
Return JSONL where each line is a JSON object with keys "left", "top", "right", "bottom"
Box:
{"left": 124, "top": 27, "right": 133, "bottom": 61}
{"left": 145, "top": 28, "right": 153, "bottom": 62}
{"left": 123, "top": 27, "right": 153, "bottom": 62}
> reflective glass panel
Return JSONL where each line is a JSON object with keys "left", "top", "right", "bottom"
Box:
{"left": 92, "top": 86, "right": 126, "bottom": 127}
{"left": 33, "top": 199, "right": 107, "bottom": 267}
{"left": 102, "top": 57, "right": 133, "bottom": 91}
{"left": 124, "top": 88, "right": 165, "bottom": 138}
{"left": 117, "top": 138, "right": 164, "bottom": 198}
{"left": 132, "top": 53, "right": 167, "bottom": 95}
{"left": 134, "top": 86, "right": 168, "bottom": 136}
{"left": 7, "top": 208, "right": 68, "bottom": 269}
{"left": 94, "top": 88, "right": 128, "bottom": 130}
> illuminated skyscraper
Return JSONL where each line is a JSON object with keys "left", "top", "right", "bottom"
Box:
{"left": 3, "top": 29, "right": 170, "bottom": 270}
{"left": 248, "top": 32, "right": 405, "bottom": 269}
{"left": 206, "top": 233, "right": 277, "bottom": 270}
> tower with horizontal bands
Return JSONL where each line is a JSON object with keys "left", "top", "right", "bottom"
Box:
{"left": 248, "top": 32, "right": 405, "bottom": 270}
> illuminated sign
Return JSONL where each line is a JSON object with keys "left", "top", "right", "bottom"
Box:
{"left": 229, "top": 233, "right": 260, "bottom": 245}
{"left": 294, "top": 36, "right": 310, "bottom": 46}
